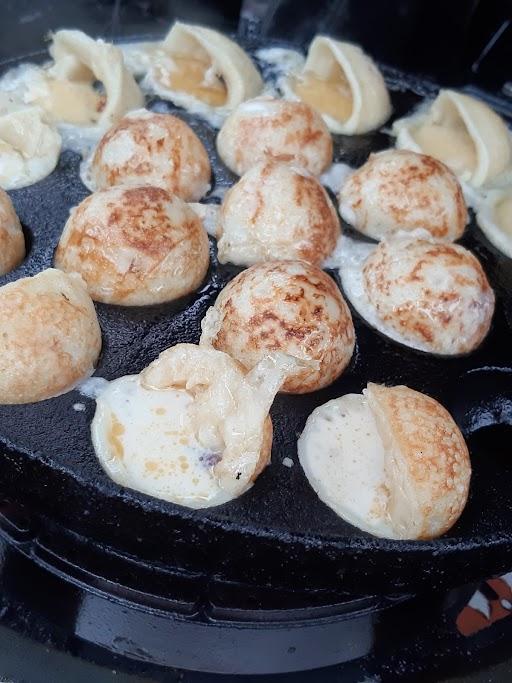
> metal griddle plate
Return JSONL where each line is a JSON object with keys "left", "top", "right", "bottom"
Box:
{"left": 0, "top": 40, "right": 511, "bottom": 595}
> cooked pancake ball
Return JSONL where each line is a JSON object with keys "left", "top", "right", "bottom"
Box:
{"left": 339, "top": 150, "right": 468, "bottom": 241}
{"left": 298, "top": 383, "right": 471, "bottom": 540}
{"left": 216, "top": 97, "right": 332, "bottom": 176}
{"left": 55, "top": 185, "right": 210, "bottom": 306}
{"left": 201, "top": 261, "right": 355, "bottom": 393}
{"left": 340, "top": 233, "right": 494, "bottom": 355}
{"left": 92, "top": 344, "right": 299, "bottom": 508}
{"left": 0, "top": 188, "right": 24, "bottom": 275}
{"left": 0, "top": 269, "right": 101, "bottom": 404}
{"left": 216, "top": 160, "right": 340, "bottom": 266}
{"left": 89, "top": 110, "right": 211, "bottom": 201}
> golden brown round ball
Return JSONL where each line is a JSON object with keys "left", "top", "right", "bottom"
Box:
{"left": 55, "top": 185, "right": 210, "bottom": 306}
{"left": 0, "top": 188, "right": 25, "bottom": 275}
{"left": 362, "top": 236, "right": 495, "bottom": 355}
{"left": 339, "top": 150, "right": 468, "bottom": 241}
{"left": 298, "top": 382, "right": 471, "bottom": 540}
{"left": 0, "top": 269, "right": 102, "bottom": 404}
{"left": 90, "top": 109, "right": 211, "bottom": 201}
{"left": 200, "top": 260, "right": 355, "bottom": 393}
{"left": 216, "top": 96, "right": 333, "bottom": 176}
{"left": 216, "top": 160, "right": 340, "bottom": 266}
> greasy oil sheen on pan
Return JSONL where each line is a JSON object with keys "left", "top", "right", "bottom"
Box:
{"left": 0, "top": 37, "right": 511, "bottom": 594}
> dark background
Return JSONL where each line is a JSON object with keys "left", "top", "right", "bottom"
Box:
{"left": 1, "top": 0, "right": 510, "bottom": 89}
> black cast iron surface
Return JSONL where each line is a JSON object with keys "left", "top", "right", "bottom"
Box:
{"left": 0, "top": 27, "right": 511, "bottom": 594}
{"left": 0, "top": 501, "right": 512, "bottom": 678}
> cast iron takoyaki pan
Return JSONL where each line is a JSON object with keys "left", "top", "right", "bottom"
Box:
{"left": 0, "top": 17, "right": 511, "bottom": 595}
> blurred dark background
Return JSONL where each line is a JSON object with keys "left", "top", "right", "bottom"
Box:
{"left": 248, "top": 0, "right": 511, "bottom": 89}
{"left": 1, "top": 0, "right": 511, "bottom": 90}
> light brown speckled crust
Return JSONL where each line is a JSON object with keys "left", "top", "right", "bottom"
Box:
{"left": 216, "top": 97, "right": 332, "bottom": 176}
{"left": 0, "top": 269, "right": 101, "bottom": 404}
{"left": 0, "top": 189, "right": 25, "bottom": 275}
{"left": 91, "top": 110, "right": 211, "bottom": 201}
{"left": 362, "top": 237, "right": 494, "bottom": 354}
{"left": 217, "top": 161, "right": 340, "bottom": 266}
{"left": 201, "top": 260, "right": 355, "bottom": 393}
{"left": 367, "top": 383, "right": 471, "bottom": 539}
{"left": 339, "top": 150, "right": 468, "bottom": 241}
{"left": 55, "top": 185, "right": 209, "bottom": 306}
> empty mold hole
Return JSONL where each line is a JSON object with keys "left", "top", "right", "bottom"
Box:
{"left": 467, "top": 423, "right": 512, "bottom": 468}
{"left": 446, "top": 368, "right": 512, "bottom": 476}
{"left": 448, "top": 368, "right": 512, "bottom": 436}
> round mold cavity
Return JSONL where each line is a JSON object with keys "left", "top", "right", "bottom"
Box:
{"left": 449, "top": 367, "right": 512, "bottom": 437}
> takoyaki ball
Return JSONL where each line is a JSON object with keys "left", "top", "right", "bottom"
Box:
{"left": 0, "top": 269, "right": 101, "bottom": 404}
{"left": 90, "top": 109, "right": 211, "bottom": 201}
{"left": 55, "top": 185, "right": 210, "bottom": 306}
{"left": 339, "top": 233, "right": 494, "bottom": 355}
{"left": 339, "top": 150, "right": 468, "bottom": 241}
{"left": 92, "top": 344, "right": 300, "bottom": 507}
{"left": 216, "top": 97, "right": 332, "bottom": 176}
{"left": 201, "top": 260, "right": 355, "bottom": 393}
{"left": 216, "top": 160, "right": 340, "bottom": 266}
{"left": 298, "top": 383, "right": 471, "bottom": 540}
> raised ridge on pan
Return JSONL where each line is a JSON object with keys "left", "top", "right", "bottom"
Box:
{"left": 0, "top": 38, "right": 511, "bottom": 593}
